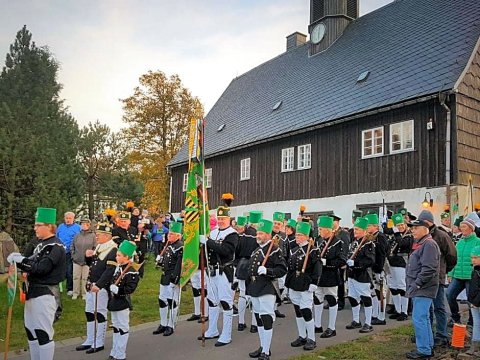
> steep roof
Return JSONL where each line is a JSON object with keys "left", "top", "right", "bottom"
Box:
{"left": 170, "top": 0, "right": 480, "bottom": 166}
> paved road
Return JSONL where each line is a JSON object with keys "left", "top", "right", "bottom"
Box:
{"left": 8, "top": 304, "right": 410, "bottom": 360}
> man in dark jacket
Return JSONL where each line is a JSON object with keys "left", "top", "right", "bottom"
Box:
{"left": 405, "top": 219, "right": 440, "bottom": 359}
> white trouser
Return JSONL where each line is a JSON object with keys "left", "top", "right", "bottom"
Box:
{"left": 83, "top": 289, "right": 109, "bottom": 347}
{"left": 191, "top": 269, "right": 209, "bottom": 317}
{"left": 110, "top": 309, "right": 130, "bottom": 360}
{"left": 24, "top": 294, "right": 56, "bottom": 360}
{"left": 251, "top": 294, "right": 276, "bottom": 354}
{"left": 159, "top": 284, "right": 181, "bottom": 328}
{"left": 205, "top": 270, "right": 234, "bottom": 343}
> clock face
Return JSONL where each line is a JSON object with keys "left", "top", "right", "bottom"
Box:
{"left": 311, "top": 23, "right": 326, "bottom": 44}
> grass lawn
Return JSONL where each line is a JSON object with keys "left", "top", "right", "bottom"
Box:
{"left": 0, "top": 257, "right": 194, "bottom": 353}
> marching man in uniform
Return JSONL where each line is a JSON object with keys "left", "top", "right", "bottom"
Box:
{"left": 272, "top": 212, "right": 287, "bottom": 317}
{"left": 246, "top": 219, "right": 287, "bottom": 360}
{"left": 76, "top": 222, "right": 118, "bottom": 354}
{"left": 346, "top": 217, "right": 376, "bottom": 333}
{"left": 286, "top": 221, "right": 322, "bottom": 351}
{"left": 153, "top": 221, "right": 184, "bottom": 336}
{"left": 199, "top": 206, "right": 239, "bottom": 346}
{"left": 7, "top": 207, "right": 66, "bottom": 360}
{"left": 314, "top": 216, "right": 346, "bottom": 338}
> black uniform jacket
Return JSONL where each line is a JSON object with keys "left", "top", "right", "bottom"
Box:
{"left": 206, "top": 227, "right": 238, "bottom": 282}
{"left": 160, "top": 239, "right": 183, "bottom": 285}
{"left": 235, "top": 226, "right": 258, "bottom": 280}
{"left": 318, "top": 236, "right": 346, "bottom": 287}
{"left": 285, "top": 243, "right": 322, "bottom": 291}
{"left": 347, "top": 237, "right": 375, "bottom": 283}
{"left": 372, "top": 231, "right": 388, "bottom": 274}
{"left": 112, "top": 226, "right": 138, "bottom": 246}
{"left": 108, "top": 263, "right": 140, "bottom": 311}
{"left": 17, "top": 235, "right": 66, "bottom": 299}
{"left": 86, "top": 240, "right": 118, "bottom": 289}
{"left": 387, "top": 230, "right": 413, "bottom": 268}
{"left": 246, "top": 241, "right": 287, "bottom": 297}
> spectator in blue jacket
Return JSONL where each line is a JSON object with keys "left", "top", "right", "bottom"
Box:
{"left": 152, "top": 215, "right": 169, "bottom": 256}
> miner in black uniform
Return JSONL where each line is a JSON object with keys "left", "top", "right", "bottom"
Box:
{"left": 285, "top": 219, "right": 298, "bottom": 253}
{"left": 387, "top": 213, "right": 413, "bottom": 321}
{"left": 234, "top": 215, "right": 258, "bottom": 331}
{"left": 286, "top": 221, "right": 322, "bottom": 351}
{"left": 112, "top": 211, "right": 138, "bottom": 246}
{"left": 8, "top": 207, "right": 66, "bottom": 360}
{"left": 246, "top": 219, "right": 287, "bottom": 360}
{"left": 153, "top": 222, "right": 183, "bottom": 336}
{"left": 314, "top": 216, "right": 346, "bottom": 338}
{"left": 271, "top": 211, "right": 287, "bottom": 318}
{"left": 76, "top": 222, "right": 118, "bottom": 354}
{"left": 332, "top": 214, "right": 350, "bottom": 310}
{"left": 134, "top": 219, "right": 149, "bottom": 277}
{"left": 199, "top": 206, "right": 239, "bottom": 346}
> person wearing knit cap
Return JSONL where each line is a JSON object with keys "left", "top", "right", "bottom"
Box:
{"left": 286, "top": 221, "right": 322, "bottom": 351}
{"left": 465, "top": 211, "right": 480, "bottom": 238}
{"left": 345, "top": 217, "right": 376, "bottom": 334}
{"left": 246, "top": 219, "right": 287, "bottom": 360}
{"left": 467, "top": 246, "right": 480, "bottom": 356}
{"left": 387, "top": 214, "right": 414, "bottom": 321}
{"left": 234, "top": 215, "right": 259, "bottom": 332}
{"left": 416, "top": 209, "right": 457, "bottom": 347}
{"left": 272, "top": 212, "right": 287, "bottom": 318}
{"left": 439, "top": 211, "right": 453, "bottom": 237}
{"left": 446, "top": 217, "right": 480, "bottom": 327}
{"left": 313, "top": 216, "right": 346, "bottom": 338}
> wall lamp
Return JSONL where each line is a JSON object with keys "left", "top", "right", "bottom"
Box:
{"left": 422, "top": 192, "right": 434, "bottom": 208}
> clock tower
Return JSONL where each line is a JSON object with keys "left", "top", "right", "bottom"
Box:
{"left": 309, "top": 0, "right": 359, "bottom": 56}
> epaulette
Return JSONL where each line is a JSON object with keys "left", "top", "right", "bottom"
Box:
{"left": 107, "top": 260, "right": 118, "bottom": 266}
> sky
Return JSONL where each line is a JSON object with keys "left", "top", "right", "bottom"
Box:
{"left": 0, "top": 0, "right": 394, "bottom": 131}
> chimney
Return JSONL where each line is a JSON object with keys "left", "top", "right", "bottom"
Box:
{"left": 286, "top": 32, "right": 307, "bottom": 52}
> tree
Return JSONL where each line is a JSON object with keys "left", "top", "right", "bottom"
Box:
{"left": 121, "top": 70, "right": 203, "bottom": 213}
{"left": 0, "top": 26, "right": 83, "bottom": 245}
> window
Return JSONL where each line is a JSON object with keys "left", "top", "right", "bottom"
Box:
{"left": 281, "top": 147, "right": 294, "bottom": 172}
{"left": 362, "top": 127, "right": 384, "bottom": 158}
{"left": 297, "top": 144, "right": 311, "bottom": 170}
{"left": 390, "top": 120, "right": 414, "bottom": 153}
{"left": 182, "top": 173, "right": 188, "bottom": 192}
{"left": 240, "top": 158, "right": 250, "bottom": 180}
{"left": 205, "top": 168, "right": 212, "bottom": 188}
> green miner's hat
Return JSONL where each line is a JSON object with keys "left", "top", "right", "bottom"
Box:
{"left": 317, "top": 216, "right": 334, "bottom": 229}
{"left": 296, "top": 221, "right": 311, "bottom": 236}
{"left": 217, "top": 206, "right": 230, "bottom": 218}
{"left": 35, "top": 208, "right": 57, "bottom": 224}
{"left": 354, "top": 217, "right": 368, "bottom": 230}
{"left": 118, "top": 211, "right": 131, "bottom": 220}
{"left": 257, "top": 219, "right": 273, "bottom": 234}
{"left": 249, "top": 211, "right": 263, "bottom": 224}
{"left": 471, "top": 246, "right": 480, "bottom": 257}
{"left": 352, "top": 210, "right": 362, "bottom": 220}
{"left": 454, "top": 216, "right": 464, "bottom": 228}
{"left": 399, "top": 208, "right": 408, "bottom": 216}
{"left": 286, "top": 219, "right": 297, "bottom": 229}
{"left": 118, "top": 240, "right": 136, "bottom": 258}
{"left": 365, "top": 213, "right": 379, "bottom": 226}
{"left": 392, "top": 213, "right": 405, "bottom": 226}
{"left": 170, "top": 221, "right": 183, "bottom": 234}
{"left": 236, "top": 216, "right": 247, "bottom": 226}
{"left": 273, "top": 212, "right": 285, "bottom": 223}
{"left": 96, "top": 222, "right": 113, "bottom": 234}
{"left": 441, "top": 212, "right": 449, "bottom": 219}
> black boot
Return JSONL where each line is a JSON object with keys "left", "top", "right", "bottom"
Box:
{"left": 291, "top": 337, "right": 307, "bottom": 347}
{"left": 250, "top": 325, "right": 258, "bottom": 333}
{"left": 163, "top": 326, "right": 174, "bottom": 336}
{"left": 275, "top": 309, "right": 286, "bottom": 318}
{"left": 238, "top": 323, "right": 247, "bottom": 331}
{"left": 86, "top": 346, "right": 104, "bottom": 354}
{"left": 320, "top": 328, "right": 336, "bottom": 338}
{"left": 75, "top": 344, "right": 91, "bottom": 351}
{"left": 152, "top": 324, "right": 165, "bottom": 335}
{"left": 186, "top": 314, "right": 201, "bottom": 321}
{"left": 303, "top": 339, "right": 316, "bottom": 351}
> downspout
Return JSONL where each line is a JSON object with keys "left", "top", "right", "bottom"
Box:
{"left": 167, "top": 167, "right": 173, "bottom": 213}
{"left": 439, "top": 92, "right": 451, "bottom": 217}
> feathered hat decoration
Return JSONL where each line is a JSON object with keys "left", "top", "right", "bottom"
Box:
{"left": 299, "top": 204, "right": 306, "bottom": 216}
{"left": 221, "top": 193, "right": 234, "bottom": 207}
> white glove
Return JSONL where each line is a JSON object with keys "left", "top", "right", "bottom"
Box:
{"left": 109, "top": 284, "right": 119, "bottom": 294}
{"left": 257, "top": 266, "right": 267, "bottom": 275}
{"left": 321, "top": 258, "right": 326, "bottom": 266}
{"left": 7, "top": 252, "right": 24, "bottom": 264}
{"left": 155, "top": 255, "right": 162, "bottom": 262}
{"left": 308, "top": 284, "right": 318, "bottom": 292}
{"left": 375, "top": 273, "right": 384, "bottom": 283}
{"left": 199, "top": 235, "right": 207, "bottom": 244}
{"left": 170, "top": 283, "right": 177, "bottom": 289}
{"left": 346, "top": 259, "right": 354, "bottom": 267}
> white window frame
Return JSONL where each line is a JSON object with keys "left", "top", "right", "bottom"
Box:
{"left": 390, "top": 119, "right": 414, "bottom": 154}
{"left": 297, "top": 144, "right": 312, "bottom": 170}
{"left": 182, "top": 173, "right": 188, "bottom": 192}
{"left": 281, "top": 147, "right": 295, "bottom": 172}
{"left": 362, "top": 126, "right": 384, "bottom": 158}
{"left": 240, "top": 158, "right": 250, "bottom": 181}
{"left": 205, "top": 168, "right": 212, "bottom": 188}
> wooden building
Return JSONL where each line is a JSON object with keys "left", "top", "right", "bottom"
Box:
{"left": 168, "top": 0, "right": 480, "bottom": 223}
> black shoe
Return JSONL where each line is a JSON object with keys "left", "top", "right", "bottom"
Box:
{"left": 315, "top": 326, "right": 323, "bottom": 333}
{"left": 303, "top": 339, "right": 316, "bottom": 351}
{"left": 86, "top": 346, "right": 104, "bottom": 354}
{"left": 359, "top": 324, "right": 373, "bottom": 333}
{"left": 389, "top": 312, "right": 400, "bottom": 319}
{"left": 371, "top": 318, "right": 386, "bottom": 325}
{"left": 346, "top": 321, "right": 362, "bottom": 329}
{"left": 198, "top": 316, "right": 208, "bottom": 323}
{"left": 258, "top": 353, "right": 270, "bottom": 360}
{"left": 410, "top": 335, "right": 416, "bottom": 343}
{"left": 233, "top": 305, "right": 238, "bottom": 315}
{"left": 214, "top": 341, "right": 231, "bottom": 347}
{"left": 397, "top": 313, "right": 408, "bottom": 321}
{"left": 433, "top": 337, "right": 448, "bottom": 347}
{"left": 386, "top": 304, "right": 396, "bottom": 314}
{"left": 291, "top": 337, "right": 307, "bottom": 347}
{"left": 320, "top": 328, "right": 336, "bottom": 338}
{"left": 152, "top": 324, "right": 165, "bottom": 335}
{"left": 75, "top": 344, "right": 91, "bottom": 351}
{"left": 275, "top": 309, "right": 285, "bottom": 318}
{"left": 107, "top": 356, "right": 115, "bottom": 360}
{"left": 248, "top": 347, "right": 271, "bottom": 358}
{"left": 187, "top": 314, "right": 201, "bottom": 321}
{"left": 238, "top": 323, "right": 247, "bottom": 331}
{"left": 197, "top": 335, "right": 219, "bottom": 340}
{"left": 405, "top": 350, "right": 432, "bottom": 359}
{"left": 163, "top": 326, "right": 174, "bottom": 336}
{"left": 250, "top": 325, "right": 258, "bottom": 333}
{"left": 338, "top": 302, "right": 345, "bottom": 311}
{"left": 283, "top": 296, "right": 291, "bottom": 304}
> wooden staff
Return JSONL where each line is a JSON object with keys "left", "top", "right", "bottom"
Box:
{"left": 93, "top": 292, "right": 98, "bottom": 351}
{"left": 320, "top": 231, "right": 335, "bottom": 258}
{"left": 301, "top": 239, "right": 314, "bottom": 273}
{"left": 261, "top": 235, "right": 280, "bottom": 267}
{"left": 349, "top": 234, "right": 372, "bottom": 260}
{"left": 114, "top": 261, "right": 144, "bottom": 285}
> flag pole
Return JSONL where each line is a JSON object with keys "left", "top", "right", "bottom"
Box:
{"left": 200, "top": 117, "right": 209, "bottom": 347}
{"left": 4, "top": 263, "right": 17, "bottom": 360}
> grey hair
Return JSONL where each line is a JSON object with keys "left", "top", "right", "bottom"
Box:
{"left": 64, "top": 211, "right": 75, "bottom": 217}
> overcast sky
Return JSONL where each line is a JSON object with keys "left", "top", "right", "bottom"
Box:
{"left": 0, "top": 0, "right": 394, "bottom": 131}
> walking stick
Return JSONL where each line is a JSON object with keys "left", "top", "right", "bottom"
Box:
{"left": 93, "top": 292, "right": 98, "bottom": 351}
{"left": 4, "top": 263, "right": 17, "bottom": 360}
